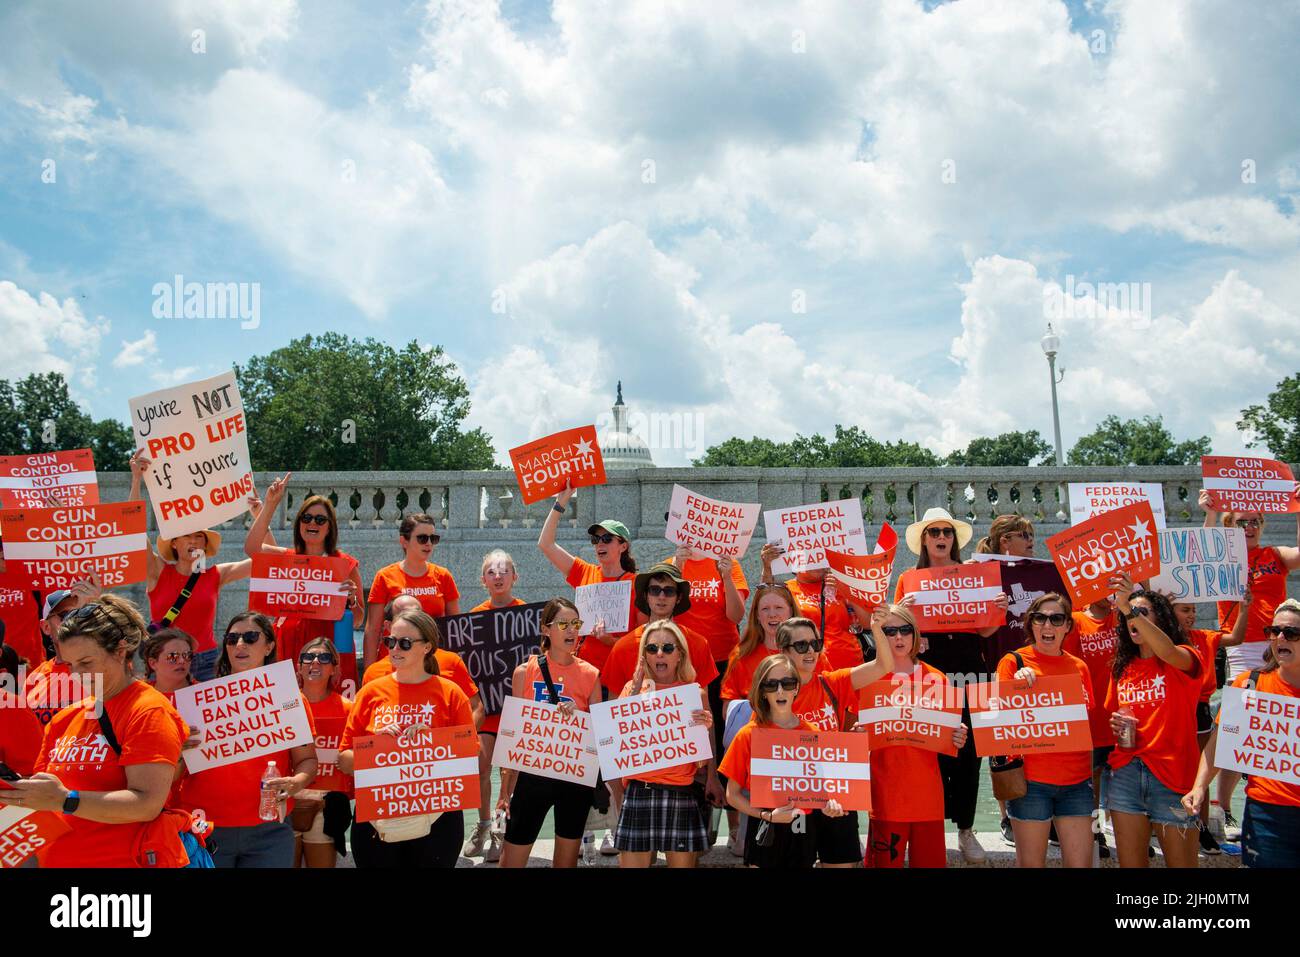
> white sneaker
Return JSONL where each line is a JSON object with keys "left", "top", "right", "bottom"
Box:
{"left": 727, "top": 831, "right": 744, "bottom": 857}
{"left": 958, "top": 828, "right": 986, "bottom": 864}
{"left": 462, "top": 821, "right": 491, "bottom": 858}
{"left": 600, "top": 830, "right": 618, "bottom": 856}
{"left": 484, "top": 829, "right": 502, "bottom": 863}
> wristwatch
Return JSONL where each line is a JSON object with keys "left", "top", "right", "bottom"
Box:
{"left": 62, "top": 790, "right": 81, "bottom": 815}
{"left": 552, "top": 503, "right": 566, "bottom": 514}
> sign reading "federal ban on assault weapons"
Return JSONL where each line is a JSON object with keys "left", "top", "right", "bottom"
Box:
{"left": 1215, "top": 685, "right": 1300, "bottom": 786}
{"left": 590, "top": 683, "right": 712, "bottom": 780}
{"left": 492, "top": 696, "right": 599, "bottom": 786}
{"left": 353, "top": 726, "right": 478, "bottom": 822}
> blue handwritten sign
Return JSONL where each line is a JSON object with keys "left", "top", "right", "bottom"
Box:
{"left": 1150, "top": 526, "right": 1247, "bottom": 603}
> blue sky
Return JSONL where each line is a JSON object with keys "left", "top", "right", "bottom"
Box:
{"left": 1, "top": 0, "right": 1297, "bottom": 466}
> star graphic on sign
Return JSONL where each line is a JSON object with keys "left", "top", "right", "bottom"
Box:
{"left": 1128, "top": 518, "right": 1150, "bottom": 540}
{"left": 574, "top": 437, "right": 593, "bottom": 457}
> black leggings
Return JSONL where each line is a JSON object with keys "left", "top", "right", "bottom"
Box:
{"left": 352, "top": 811, "right": 464, "bottom": 868}
{"left": 937, "top": 703, "right": 981, "bottom": 831}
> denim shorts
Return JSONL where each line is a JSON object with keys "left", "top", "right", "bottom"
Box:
{"left": 1008, "top": 778, "right": 1095, "bottom": 823}
{"left": 1241, "top": 798, "right": 1300, "bottom": 869}
{"left": 1103, "top": 758, "right": 1192, "bottom": 827}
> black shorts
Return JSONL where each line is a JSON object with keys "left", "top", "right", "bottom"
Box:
{"left": 504, "top": 772, "right": 594, "bottom": 844}
{"left": 742, "top": 812, "right": 819, "bottom": 869}
{"left": 814, "top": 809, "right": 860, "bottom": 864}
{"left": 1196, "top": 701, "right": 1214, "bottom": 735}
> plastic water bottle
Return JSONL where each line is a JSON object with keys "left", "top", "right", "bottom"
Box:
{"left": 1208, "top": 801, "right": 1227, "bottom": 841}
{"left": 581, "top": 831, "right": 596, "bottom": 865}
{"left": 258, "top": 761, "right": 281, "bottom": 822}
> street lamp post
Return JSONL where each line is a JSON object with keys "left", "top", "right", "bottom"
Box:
{"left": 1042, "top": 324, "right": 1067, "bottom": 521}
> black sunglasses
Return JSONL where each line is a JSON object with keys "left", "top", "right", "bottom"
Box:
{"left": 1128, "top": 606, "right": 1152, "bottom": 618}
{"left": 590, "top": 533, "right": 617, "bottom": 545}
{"left": 382, "top": 635, "right": 428, "bottom": 651}
{"left": 881, "top": 624, "right": 915, "bottom": 637}
{"left": 644, "top": 642, "right": 677, "bottom": 655}
{"left": 225, "top": 630, "right": 265, "bottom": 646}
{"left": 759, "top": 676, "right": 800, "bottom": 692}
{"left": 1264, "top": 625, "right": 1300, "bottom": 642}
{"left": 784, "top": 638, "right": 824, "bottom": 654}
{"left": 646, "top": 584, "right": 678, "bottom": 597}
{"left": 925, "top": 527, "right": 955, "bottom": 539}
{"left": 64, "top": 604, "right": 127, "bottom": 643}
{"left": 299, "top": 652, "right": 337, "bottom": 664}
{"left": 1028, "top": 612, "right": 1070, "bottom": 627}
{"left": 300, "top": 514, "right": 330, "bottom": 526}
{"left": 408, "top": 533, "right": 439, "bottom": 545}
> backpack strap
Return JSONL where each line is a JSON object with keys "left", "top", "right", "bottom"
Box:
{"left": 537, "top": 654, "right": 562, "bottom": 705}
{"left": 157, "top": 570, "right": 204, "bottom": 628}
{"left": 1013, "top": 651, "right": 1024, "bottom": 671}
{"left": 1247, "top": 669, "right": 1263, "bottom": 690}
{"left": 818, "top": 675, "right": 842, "bottom": 731}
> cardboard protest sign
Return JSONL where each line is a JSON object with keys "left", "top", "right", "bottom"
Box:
{"left": 248, "top": 553, "right": 351, "bottom": 621}
{"left": 492, "top": 696, "right": 599, "bottom": 786}
{"left": 508, "top": 426, "right": 606, "bottom": 505}
{"left": 591, "top": 683, "right": 713, "bottom": 779}
{"left": 1046, "top": 500, "right": 1160, "bottom": 607}
{"left": 763, "top": 498, "right": 868, "bottom": 575}
{"left": 352, "top": 725, "right": 478, "bottom": 822}
{"left": 129, "top": 370, "right": 255, "bottom": 539}
{"left": 968, "top": 674, "right": 1092, "bottom": 757}
{"left": 1069, "top": 482, "right": 1166, "bottom": 529}
{"left": 310, "top": 708, "right": 351, "bottom": 795}
{"left": 573, "top": 579, "right": 632, "bottom": 635}
{"left": 905, "top": 562, "right": 1005, "bottom": 632}
{"left": 856, "top": 672, "right": 965, "bottom": 756}
{"left": 1214, "top": 685, "right": 1300, "bottom": 786}
{"left": 174, "top": 660, "right": 314, "bottom": 773}
{"left": 436, "top": 602, "right": 546, "bottom": 716}
{"left": 0, "top": 449, "right": 98, "bottom": 509}
{"left": 0, "top": 502, "right": 148, "bottom": 591}
{"left": 1150, "top": 526, "right": 1247, "bottom": 604}
{"left": 0, "top": 807, "right": 71, "bottom": 869}
{"left": 749, "top": 728, "right": 871, "bottom": 811}
{"left": 665, "top": 484, "right": 760, "bottom": 560}
{"left": 1201, "top": 456, "right": 1299, "bottom": 514}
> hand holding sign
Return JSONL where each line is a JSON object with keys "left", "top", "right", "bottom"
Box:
{"left": 509, "top": 427, "right": 606, "bottom": 505}
{"left": 1201, "top": 456, "right": 1300, "bottom": 514}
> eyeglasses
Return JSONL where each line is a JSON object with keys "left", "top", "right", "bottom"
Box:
{"left": 300, "top": 514, "right": 330, "bottom": 527}
{"left": 759, "top": 676, "right": 800, "bottom": 692}
{"left": 645, "top": 642, "right": 677, "bottom": 655}
{"left": 784, "top": 638, "right": 824, "bottom": 654}
{"left": 225, "top": 630, "right": 265, "bottom": 646}
{"left": 590, "top": 533, "right": 617, "bottom": 545}
{"left": 161, "top": 651, "right": 193, "bottom": 663}
{"left": 880, "top": 624, "right": 915, "bottom": 637}
{"left": 550, "top": 620, "right": 584, "bottom": 632}
{"left": 382, "top": 635, "right": 429, "bottom": 651}
{"left": 1236, "top": 519, "right": 1263, "bottom": 529}
{"left": 1128, "top": 606, "right": 1152, "bottom": 618}
{"left": 925, "top": 527, "right": 955, "bottom": 539}
{"left": 299, "top": 652, "right": 337, "bottom": 664}
{"left": 1028, "top": 613, "right": 1070, "bottom": 627}
{"left": 646, "top": 584, "right": 678, "bottom": 597}
{"left": 408, "top": 533, "right": 439, "bottom": 545}
{"left": 1263, "top": 625, "right": 1300, "bottom": 642}
{"left": 1005, "top": 531, "right": 1033, "bottom": 541}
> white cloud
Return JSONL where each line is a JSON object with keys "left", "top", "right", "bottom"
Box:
{"left": 113, "top": 330, "right": 159, "bottom": 368}
{"left": 0, "top": 280, "right": 107, "bottom": 387}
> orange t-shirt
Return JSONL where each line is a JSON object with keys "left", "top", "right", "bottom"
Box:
{"left": 720, "top": 641, "right": 780, "bottom": 702}
{"left": 620, "top": 679, "right": 707, "bottom": 787}
{"left": 996, "top": 645, "right": 1093, "bottom": 786}
{"left": 519, "top": 655, "right": 601, "bottom": 711}
{"left": 362, "top": 649, "right": 478, "bottom": 701}
{"left": 565, "top": 559, "right": 636, "bottom": 672}
{"left": 36, "top": 681, "right": 188, "bottom": 867}
{"left": 471, "top": 598, "right": 526, "bottom": 612}
{"left": 342, "top": 673, "right": 475, "bottom": 746}
{"left": 664, "top": 556, "right": 749, "bottom": 664}
{"left": 0, "top": 690, "right": 44, "bottom": 776}
{"left": 600, "top": 622, "right": 718, "bottom": 700}
{"left": 0, "top": 573, "right": 43, "bottom": 666}
{"left": 786, "top": 577, "right": 859, "bottom": 670}
{"left": 367, "top": 561, "right": 460, "bottom": 661}
{"left": 470, "top": 599, "right": 525, "bottom": 734}
{"left": 1217, "top": 546, "right": 1289, "bottom": 644}
{"left": 869, "top": 662, "right": 948, "bottom": 822}
{"left": 1064, "top": 610, "right": 1118, "bottom": 748}
{"left": 718, "top": 717, "right": 819, "bottom": 794}
{"left": 1105, "top": 647, "right": 1204, "bottom": 793}
{"left": 24, "top": 660, "right": 83, "bottom": 727}
{"left": 1189, "top": 629, "right": 1222, "bottom": 704}
{"left": 305, "top": 692, "right": 353, "bottom": 796}
{"left": 1220, "top": 669, "right": 1300, "bottom": 809}
{"left": 790, "top": 665, "right": 856, "bottom": 732}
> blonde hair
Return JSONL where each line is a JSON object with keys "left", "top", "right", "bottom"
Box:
{"left": 748, "top": 654, "right": 798, "bottom": 724}
{"left": 481, "top": 549, "right": 517, "bottom": 576}
{"left": 639, "top": 620, "right": 696, "bottom": 683}
{"left": 977, "top": 514, "right": 1033, "bottom": 554}
{"left": 877, "top": 603, "right": 922, "bottom": 661}
{"left": 392, "top": 610, "right": 442, "bottom": 676}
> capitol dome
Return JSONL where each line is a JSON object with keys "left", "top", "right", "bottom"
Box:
{"left": 599, "top": 381, "right": 655, "bottom": 469}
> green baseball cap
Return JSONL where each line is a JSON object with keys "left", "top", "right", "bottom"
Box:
{"left": 587, "top": 520, "right": 631, "bottom": 541}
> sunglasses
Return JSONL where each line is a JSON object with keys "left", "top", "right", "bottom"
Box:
{"left": 299, "top": 514, "right": 330, "bottom": 526}
{"left": 300, "top": 652, "right": 337, "bottom": 664}
{"left": 1128, "top": 606, "right": 1152, "bottom": 618}
{"left": 161, "top": 651, "right": 193, "bottom": 664}
{"left": 590, "top": 533, "right": 617, "bottom": 545}
{"left": 382, "top": 635, "right": 429, "bottom": 651}
{"left": 1029, "top": 612, "right": 1069, "bottom": 627}
{"left": 645, "top": 642, "right": 677, "bottom": 655}
{"left": 224, "top": 630, "right": 265, "bottom": 646}
{"left": 784, "top": 638, "right": 824, "bottom": 654}
{"left": 759, "top": 676, "right": 801, "bottom": 692}
{"left": 881, "top": 624, "right": 915, "bottom": 637}
{"left": 408, "top": 533, "right": 439, "bottom": 545}
{"left": 1236, "top": 519, "right": 1263, "bottom": 529}
{"left": 925, "top": 527, "right": 955, "bottom": 539}
{"left": 551, "top": 620, "right": 584, "bottom": 632}
{"left": 1263, "top": 625, "right": 1300, "bottom": 642}
{"left": 646, "top": 584, "right": 678, "bottom": 597}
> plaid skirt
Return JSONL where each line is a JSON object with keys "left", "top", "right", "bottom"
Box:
{"left": 614, "top": 780, "right": 708, "bottom": 853}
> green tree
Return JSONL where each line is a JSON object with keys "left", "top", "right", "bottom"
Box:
{"left": 235, "top": 333, "right": 496, "bottom": 471}
{"left": 692, "top": 436, "right": 798, "bottom": 467}
{"left": 1067, "top": 415, "right": 1210, "bottom": 466}
{"left": 693, "top": 425, "right": 940, "bottom": 467}
{"left": 1238, "top": 374, "right": 1300, "bottom": 463}
{"left": 947, "top": 430, "right": 1053, "bottom": 466}
{"left": 0, "top": 372, "right": 134, "bottom": 469}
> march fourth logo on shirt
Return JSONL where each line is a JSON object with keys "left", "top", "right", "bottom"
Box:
{"left": 1118, "top": 674, "right": 1167, "bottom": 712}
{"left": 1077, "top": 627, "right": 1117, "bottom": 659}
{"left": 46, "top": 729, "right": 113, "bottom": 768}
{"left": 373, "top": 701, "right": 437, "bottom": 734}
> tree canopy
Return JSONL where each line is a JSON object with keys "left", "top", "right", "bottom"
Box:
{"left": 1066, "top": 414, "right": 1210, "bottom": 467}
{"left": 1238, "top": 374, "right": 1300, "bottom": 463}
{"left": 0, "top": 373, "right": 135, "bottom": 470}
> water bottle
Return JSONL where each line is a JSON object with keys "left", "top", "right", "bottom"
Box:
{"left": 258, "top": 761, "right": 281, "bottom": 822}
{"left": 581, "top": 831, "right": 596, "bottom": 865}
{"left": 492, "top": 808, "right": 507, "bottom": 840}
{"left": 1116, "top": 706, "right": 1138, "bottom": 750}
{"left": 1208, "top": 801, "right": 1226, "bottom": 841}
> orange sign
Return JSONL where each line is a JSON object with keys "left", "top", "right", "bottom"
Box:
{"left": 968, "top": 674, "right": 1092, "bottom": 757}
{"left": 0, "top": 807, "right": 71, "bottom": 868}
{"left": 248, "top": 553, "right": 351, "bottom": 621}
{"left": 1046, "top": 500, "right": 1160, "bottom": 606}
{"left": 1201, "top": 456, "right": 1299, "bottom": 514}
{"left": 749, "top": 728, "right": 871, "bottom": 811}
{"left": 825, "top": 523, "right": 898, "bottom": 611}
{"left": 0, "top": 449, "right": 98, "bottom": 509}
{"left": 857, "top": 672, "right": 965, "bottom": 756}
{"left": 311, "top": 711, "right": 352, "bottom": 796}
{"left": 509, "top": 426, "right": 606, "bottom": 505}
{"left": 352, "top": 725, "right": 478, "bottom": 822}
{"left": 0, "top": 502, "right": 148, "bottom": 590}
{"left": 906, "top": 562, "right": 1005, "bottom": 631}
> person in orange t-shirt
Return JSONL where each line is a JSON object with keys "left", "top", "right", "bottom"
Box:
{"left": 0, "top": 571, "right": 43, "bottom": 668}
{"left": 995, "top": 592, "right": 1095, "bottom": 869}
{"left": 0, "top": 689, "right": 43, "bottom": 777}
{"left": 1183, "top": 600, "right": 1300, "bottom": 869}
{"left": 178, "top": 612, "right": 319, "bottom": 868}
{"left": 363, "top": 512, "right": 460, "bottom": 669}
{"left": 296, "top": 636, "right": 352, "bottom": 869}
{"left": 864, "top": 604, "right": 964, "bottom": 868}
{"left": 1102, "top": 574, "right": 1202, "bottom": 869}
{"left": 538, "top": 482, "right": 643, "bottom": 673}
{"left": 340, "top": 610, "right": 476, "bottom": 869}
{"left": 613, "top": 620, "right": 715, "bottom": 867}
{"left": 3, "top": 595, "right": 192, "bottom": 868}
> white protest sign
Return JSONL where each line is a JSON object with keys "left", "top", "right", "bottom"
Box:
{"left": 763, "top": 498, "right": 868, "bottom": 575}
{"left": 1150, "top": 526, "right": 1247, "bottom": 604}
{"left": 129, "top": 370, "right": 254, "bottom": 539}
{"left": 664, "top": 484, "right": 760, "bottom": 560}
{"left": 173, "top": 659, "right": 314, "bottom": 773}
{"left": 574, "top": 579, "right": 632, "bottom": 635}
{"left": 591, "top": 683, "right": 713, "bottom": 779}
{"left": 1215, "top": 685, "right": 1300, "bottom": 785}
{"left": 492, "top": 696, "right": 599, "bottom": 786}
{"left": 1068, "top": 482, "right": 1166, "bottom": 529}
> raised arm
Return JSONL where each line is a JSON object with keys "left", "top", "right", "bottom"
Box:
{"left": 1112, "top": 573, "right": 1197, "bottom": 673}
{"left": 245, "top": 473, "right": 292, "bottom": 558}
{"left": 850, "top": 605, "right": 897, "bottom": 688}
{"left": 538, "top": 483, "right": 578, "bottom": 576}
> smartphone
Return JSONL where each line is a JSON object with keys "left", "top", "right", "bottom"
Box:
{"left": 0, "top": 762, "right": 21, "bottom": 788}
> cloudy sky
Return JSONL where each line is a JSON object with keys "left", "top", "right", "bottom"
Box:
{"left": 2, "top": 0, "right": 1297, "bottom": 466}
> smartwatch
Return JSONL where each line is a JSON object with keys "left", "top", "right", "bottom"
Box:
{"left": 552, "top": 503, "right": 566, "bottom": 514}
{"left": 62, "top": 790, "right": 81, "bottom": 815}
